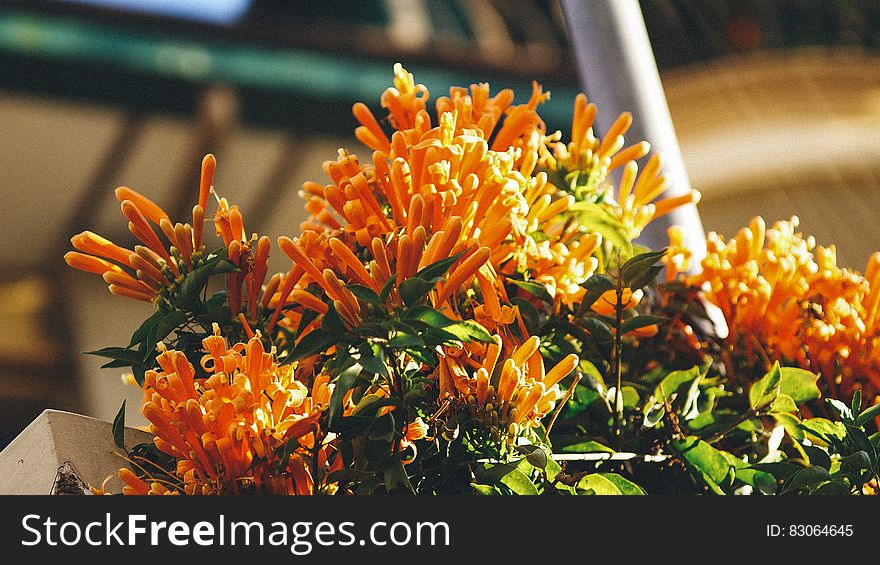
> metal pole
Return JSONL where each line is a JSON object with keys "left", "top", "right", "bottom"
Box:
{"left": 560, "top": 0, "right": 705, "bottom": 259}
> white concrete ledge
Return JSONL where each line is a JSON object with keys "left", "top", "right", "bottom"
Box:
{"left": 0, "top": 409, "right": 152, "bottom": 495}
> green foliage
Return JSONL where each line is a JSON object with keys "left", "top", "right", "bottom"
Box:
{"left": 90, "top": 216, "right": 878, "bottom": 497}
{"left": 112, "top": 399, "right": 126, "bottom": 452}
{"left": 87, "top": 247, "right": 245, "bottom": 385}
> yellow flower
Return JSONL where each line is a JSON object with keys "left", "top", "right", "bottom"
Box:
{"left": 663, "top": 225, "right": 693, "bottom": 281}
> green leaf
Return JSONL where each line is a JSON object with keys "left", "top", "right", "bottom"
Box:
{"left": 749, "top": 361, "right": 781, "bottom": 410}
{"left": 801, "top": 445, "right": 832, "bottom": 470}
{"left": 388, "top": 333, "right": 425, "bottom": 348}
{"left": 346, "top": 284, "right": 380, "bottom": 307}
{"left": 769, "top": 394, "right": 798, "bottom": 414}
{"left": 752, "top": 471, "right": 778, "bottom": 495}
{"left": 577, "top": 473, "right": 622, "bottom": 495}
{"left": 100, "top": 359, "right": 137, "bottom": 369}
{"left": 128, "top": 309, "right": 165, "bottom": 347}
{"left": 515, "top": 444, "right": 549, "bottom": 470}
{"left": 544, "top": 456, "right": 563, "bottom": 483}
{"left": 749, "top": 462, "right": 804, "bottom": 482}
{"left": 328, "top": 361, "right": 362, "bottom": 428}
{"left": 132, "top": 364, "right": 147, "bottom": 386}
{"left": 852, "top": 389, "right": 862, "bottom": 416}
{"left": 422, "top": 327, "right": 464, "bottom": 347}
{"left": 778, "top": 367, "right": 821, "bottom": 404}
{"left": 112, "top": 399, "right": 126, "bottom": 451}
{"left": 626, "top": 264, "right": 664, "bottom": 291}
{"left": 475, "top": 462, "right": 538, "bottom": 495}
{"left": 726, "top": 452, "right": 778, "bottom": 494}
{"left": 813, "top": 481, "right": 852, "bottom": 495}
{"left": 579, "top": 273, "right": 615, "bottom": 307}
{"left": 355, "top": 343, "right": 390, "bottom": 378}
{"left": 569, "top": 201, "right": 633, "bottom": 254}
{"left": 404, "top": 347, "right": 437, "bottom": 367}
{"left": 840, "top": 450, "right": 872, "bottom": 473}
{"left": 654, "top": 365, "right": 702, "bottom": 404}
{"left": 781, "top": 466, "right": 831, "bottom": 494}
{"left": 798, "top": 418, "right": 847, "bottom": 446}
{"left": 825, "top": 398, "right": 854, "bottom": 423}
{"left": 294, "top": 306, "right": 320, "bottom": 337}
{"left": 415, "top": 250, "right": 466, "bottom": 281}
{"left": 558, "top": 441, "right": 615, "bottom": 454}
{"left": 403, "top": 305, "right": 456, "bottom": 328}
{"left": 621, "top": 386, "right": 640, "bottom": 408}
{"left": 203, "top": 290, "right": 227, "bottom": 312}
{"left": 398, "top": 276, "right": 439, "bottom": 306}
{"left": 443, "top": 320, "right": 494, "bottom": 343}
{"left": 378, "top": 275, "right": 396, "bottom": 304}
{"left": 499, "top": 468, "right": 538, "bottom": 495}
{"left": 856, "top": 401, "right": 880, "bottom": 427}
{"left": 285, "top": 329, "right": 334, "bottom": 362}
{"left": 383, "top": 456, "right": 415, "bottom": 494}
{"left": 510, "top": 297, "right": 540, "bottom": 334}
{"left": 174, "top": 258, "right": 237, "bottom": 310}
{"left": 277, "top": 437, "right": 300, "bottom": 471}
{"left": 773, "top": 412, "right": 805, "bottom": 442}
{"left": 643, "top": 404, "right": 665, "bottom": 428}
{"left": 320, "top": 302, "right": 346, "bottom": 335}
{"left": 154, "top": 310, "right": 187, "bottom": 343}
{"left": 471, "top": 483, "right": 500, "bottom": 495}
{"left": 86, "top": 346, "right": 142, "bottom": 363}
{"left": 620, "top": 248, "right": 667, "bottom": 288}
{"left": 508, "top": 279, "right": 553, "bottom": 303}
{"left": 620, "top": 315, "right": 666, "bottom": 335}
{"left": 599, "top": 473, "right": 646, "bottom": 495}
{"left": 842, "top": 424, "right": 878, "bottom": 472}
{"left": 669, "top": 436, "right": 733, "bottom": 494}
{"left": 581, "top": 317, "right": 613, "bottom": 343}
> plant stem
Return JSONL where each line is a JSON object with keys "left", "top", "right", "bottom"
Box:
{"left": 545, "top": 373, "right": 582, "bottom": 443}
{"left": 311, "top": 428, "right": 322, "bottom": 495}
{"left": 705, "top": 408, "right": 757, "bottom": 444}
{"left": 612, "top": 260, "right": 624, "bottom": 445}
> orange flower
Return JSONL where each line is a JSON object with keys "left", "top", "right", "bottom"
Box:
{"left": 399, "top": 417, "right": 430, "bottom": 464}
{"left": 591, "top": 288, "right": 643, "bottom": 317}
{"left": 277, "top": 218, "right": 491, "bottom": 333}
{"left": 693, "top": 216, "right": 880, "bottom": 398}
{"left": 125, "top": 324, "right": 332, "bottom": 495}
{"left": 447, "top": 334, "right": 577, "bottom": 441}
{"left": 65, "top": 155, "right": 218, "bottom": 303}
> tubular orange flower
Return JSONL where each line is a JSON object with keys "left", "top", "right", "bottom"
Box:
{"left": 301, "top": 64, "right": 617, "bottom": 332}
{"left": 693, "top": 216, "right": 880, "bottom": 399}
{"left": 129, "top": 325, "right": 333, "bottom": 495}
{"left": 65, "top": 154, "right": 221, "bottom": 305}
{"left": 447, "top": 334, "right": 576, "bottom": 442}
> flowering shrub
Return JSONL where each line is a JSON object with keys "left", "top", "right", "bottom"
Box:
{"left": 68, "top": 64, "right": 879, "bottom": 495}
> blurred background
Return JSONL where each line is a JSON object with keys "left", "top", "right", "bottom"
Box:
{"left": 0, "top": 0, "right": 877, "bottom": 448}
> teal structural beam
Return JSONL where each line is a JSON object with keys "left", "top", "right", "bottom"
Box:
{"left": 0, "top": 10, "right": 581, "bottom": 129}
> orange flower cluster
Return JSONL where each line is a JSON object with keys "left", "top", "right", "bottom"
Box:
{"left": 692, "top": 216, "right": 880, "bottom": 398}
{"left": 120, "top": 325, "right": 336, "bottom": 495}
{"left": 277, "top": 215, "right": 491, "bottom": 331}
{"left": 445, "top": 335, "right": 578, "bottom": 439}
{"left": 538, "top": 94, "right": 701, "bottom": 243}
{"left": 301, "top": 64, "right": 658, "bottom": 314}
{"left": 65, "top": 155, "right": 217, "bottom": 303}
